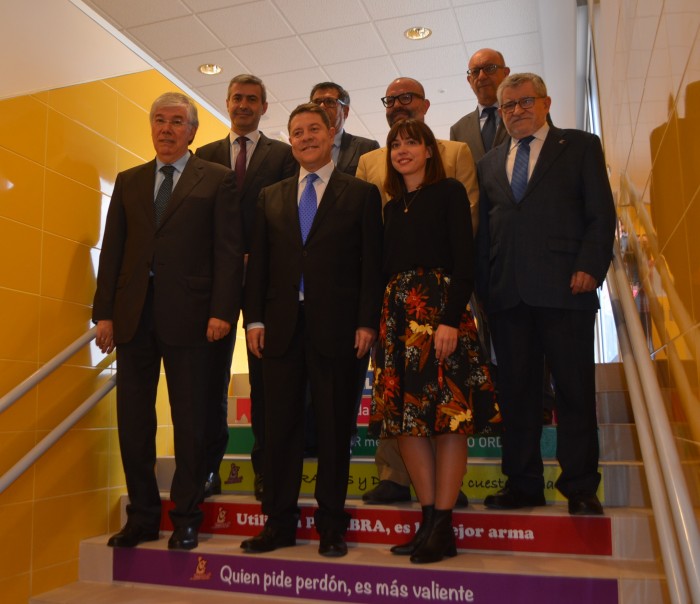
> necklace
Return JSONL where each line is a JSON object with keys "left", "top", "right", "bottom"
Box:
{"left": 402, "top": 188, "right": 421, "bottom": 213}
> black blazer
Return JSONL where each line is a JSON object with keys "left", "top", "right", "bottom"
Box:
{"left": 476, "top": 127, "right": 616, "bottom": 314}
{"left": 93, "top": 155, "right": 243, "bottom": 345}
{"left": 336, "top": 131, "right": 379, "bottom": 176}
{"left": 244, "top": 170, "right": 383, "bottom": 358}
{"left": 196, "top": 132, "right": 297, "bottom": 252}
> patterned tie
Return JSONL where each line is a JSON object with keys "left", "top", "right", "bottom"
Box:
{"left": 298, "top": 173, "right": 319, "bottom": 293}
{"left": 154, "top": 165, "right": 175, "bottom": 226}
{"left": 481, "top": 106, "right": 497, "bottom": 151}
{"left": 235, "top": 136, "right": 248, "bottom": 190}
{"left": 511, "top": 136, "right": 535, "bottom": 202}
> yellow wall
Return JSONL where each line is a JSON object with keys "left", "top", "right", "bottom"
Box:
{"left": 0, "top": 70, "right": 229, "bottom": 602}
{"left": 591, "top": 3, "right": 700, "bottom": 462}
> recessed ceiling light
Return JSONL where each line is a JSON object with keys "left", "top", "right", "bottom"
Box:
{"left": 404, "top": 26, "right": 432, "bottom": 40}
{"left": 198, "top": 63, "right": 222, "bottom": 75}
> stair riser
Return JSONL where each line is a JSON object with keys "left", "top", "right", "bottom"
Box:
{"left": 111, "top": 548, "right": 620, "bottom": 604}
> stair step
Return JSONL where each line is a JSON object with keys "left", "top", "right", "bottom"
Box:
{"left": 70, "top": 536, "right": 665, "bottom": 604}
{"left": 150, "top": 497, "right": 656, "bottom": 560}
{"left": 156, "top": 456, "right": 649, "bottom": 507}
{"left": 225, "top": 423, "right": 640, "bottom": 461}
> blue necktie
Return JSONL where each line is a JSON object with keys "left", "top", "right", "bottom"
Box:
{"left": 299, "top": 173, "right": 318, "bottom": 293}
{"left": 511, "top": 136, "right": 534, "bottom": 202}
{"left": 154, "top": 165, "right": 175, "bottom": 226}
{"left": 481, "top": 106, "right": 497, "bottom": 151}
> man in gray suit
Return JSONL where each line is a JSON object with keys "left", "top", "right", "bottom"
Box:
{"left": 450, "top": 48, "right": 510, "bottom": 159}
{"left": 476, "top": 73, "right": 616, "bottom": 516}
{"left": 310, "top": 82, "right": 379, "bottom": 176}
{"left": 196, "top": 74, "right": 297, "bottom": 501}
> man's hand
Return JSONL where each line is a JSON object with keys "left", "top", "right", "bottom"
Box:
{"left": 247, "top": 327, "right": 265, "bottom": 358}
{"left": 207, "top": 318, "right": 231, "bottom": 342}
{"left": 570, "top": 271, "right": 598, "bottom": 295}
{"left": 95, "top": 320, "right": 115, "bottom": 354}
{"left": 355, "top": 327, "right": 377, "bottom": 358}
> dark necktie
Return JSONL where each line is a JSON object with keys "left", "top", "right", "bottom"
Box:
{"left": 154, "top": 165, "right": 175, "bottom": 226}
{"left": 481, "top": 106, "right": 498, "bottom": 151}
{"left": 511, "top": 135, "right": 535, "bottom": 202}
{"left": 235, "top": 136, "right": 248, "bottom": 189}
{"left": 299, "top": 173, "right": 319, "bottom": 293}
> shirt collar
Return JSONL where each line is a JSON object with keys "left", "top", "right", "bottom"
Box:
{"left": 509, "top": 123, "right": 550, "bottom": 151}
{"left": 156, "top": 151, "right": 190, "bottom": 173}
{"left": 299, "top": 160, "right": 334, "bottom": 185}
{"left": 230, "top": 129, "right": 261, "bottom": 146}
{"left": 333, "top": 129, "right": 344, "bottom": 148}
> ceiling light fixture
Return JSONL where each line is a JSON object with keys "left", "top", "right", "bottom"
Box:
{"left": 198, "top": 63, "right": 222, "bottom": 75}
{"left": 404, "top": 26, "right": 431, "bottom": 40}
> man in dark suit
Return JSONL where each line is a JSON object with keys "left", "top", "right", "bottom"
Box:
{"left": 310, "top": 81, "right": 379, "bottom": 176}
{"left": 450, "top": 48, "right": 510, "bottom": 160}
{"left": 476, "top": 73, "right": 616, "bottom": 515}
{"left": 93, "top": 92, "right": 243, "bottom": 550}
{"left": 242, "top": 103, "right": 383, "bottom": 557}
{"left": 308, "top": 81, "right": 380, "bottom": 453}
{"left": 196, "top": 74, "right": 297, "bottom": 501}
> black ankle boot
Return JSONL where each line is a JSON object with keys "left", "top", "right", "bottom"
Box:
{"left": 390, "top": 505, "right": 434, "bottom": 555}
{"left": 410, "top": 508, "right": 457, "bottom": 564}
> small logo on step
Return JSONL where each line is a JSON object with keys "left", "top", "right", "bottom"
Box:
{"left": 212, "top": 506, "right": 231, "bottom": 529}
{"left": 190, "top": 556, "right": 212, "bottom": 581}
{"left": 224, "top": 462, "right": 243, "bottom": 484}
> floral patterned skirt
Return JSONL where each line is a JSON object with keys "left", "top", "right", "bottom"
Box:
{"left": 370, "top": 268, "right": 500, "bottom": 438}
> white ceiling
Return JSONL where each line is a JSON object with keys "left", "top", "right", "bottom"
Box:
{"left": 3, "top": 0, "right": 580, "bottom": 143}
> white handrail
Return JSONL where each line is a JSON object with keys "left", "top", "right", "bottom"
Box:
{"left": 0, "top": 327, "right": 98, "bottom": 415}
{"left": 607, "top": 255, "right": 688, "bottom": 603}
{"left": 610, "top": 247, "right": 700, "bottom": 601}
{"left": 0, "top": 374, "right": 116, "bottom": 495}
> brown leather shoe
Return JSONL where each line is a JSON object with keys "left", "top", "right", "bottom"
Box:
{"left": 568, "top": 492, "right": 604, "bottom": 516}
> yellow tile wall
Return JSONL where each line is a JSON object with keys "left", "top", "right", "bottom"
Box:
{"left": 591, "top": 1, "right": 700, "bottom": 487}
{"left": 0, "top": 69, "right": 230, "bottom": 601}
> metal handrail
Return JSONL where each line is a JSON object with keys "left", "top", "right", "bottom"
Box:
{"left": 607, "top": 252, "right": 688, "bottom": 603}
{"left": 610, "top": 245, "right": 700, "bottom": 602}
{"left": 0, "top": 325, "right": 117, "bottom": 495}
{"left": 0, "top": 326, "right": 99, "bottom": 415}
{"left": 0, "top": 374, "right": 116, "bottom": 495}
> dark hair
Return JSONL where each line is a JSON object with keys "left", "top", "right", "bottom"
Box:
{"left": 227, "top": 74, "right": 267, "bottom": 104}
{"left": 384, "top": 119, "right": 445, "bottom": 199}
{"left": 287, "top": 102, "right": 331, "bottom": 132}
{"left": 310, "top": 82, "right": 350, "bottom": 106}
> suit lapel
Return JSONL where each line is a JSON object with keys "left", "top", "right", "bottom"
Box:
{"left": 466, "top": 110, "right": 486, "bottom": 156}
{"left": 244, "top": 133, "right": 270, "bottom": 190}
{"left": 158, "top": 154, "right": 203, "bottom": 228}
{"left": 137, "top": 160, "right": 158, "bottom": 226}
{"left": 306, "top": 170, "right": 345, "bottom": 243}
{"left": 524, "top": 127, "right": 567, "bottom": 196}
{"left": 283, "top": 177, "right": 304, "bottom": 247}
{"left": 336, "top": 132, "right": 354, "bottom": 173}
{"left": 492, "top": 141, "right": 515, "bottom": 202}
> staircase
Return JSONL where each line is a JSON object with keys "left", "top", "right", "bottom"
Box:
{"left": 31, "top": 363, "right": 668, "bottom": 603}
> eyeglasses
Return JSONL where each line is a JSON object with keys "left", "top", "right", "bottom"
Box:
{"left": 152, "top": 117, "right": 190, "bottom": 128}
{"left": 381, "top": 92, "right": 424, "bottom": 108}
{"left": 466, "top": 64, "right": 504, "bottom": 78}
{"left": 312, "top": 97, "right": 347, "bottom": 109}
{"left": 500, "top": 96, "right": 546, "bottom": 114}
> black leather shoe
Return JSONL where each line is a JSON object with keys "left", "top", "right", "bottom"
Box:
{"left": 484, "top": 487, "right": 546, "bottom": 509}
{"left": 253, "top": 474, "right": 264, "bottom": 502}
{"left": 203, "top": 472, "right": 222, "bottom": 499}
{"left": 241, "top": 526, "right": 296, "bottom": 553}
{"left": 455, "top": 491, "right": 469, "bottom": 508}
{"left": 568, "top": 492, "right": 604, "bottom": 516}
{"left": 168, "top": 526, "right": 198, "bottom": 550}
{"left": 362, "top": 480, "right": 411, "bottom": 504}
{"left": 318, "top": 530, "right": 348, "bottom": 557}
{"left": 107, "top": 523, "right": 159, "bottom": 548}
